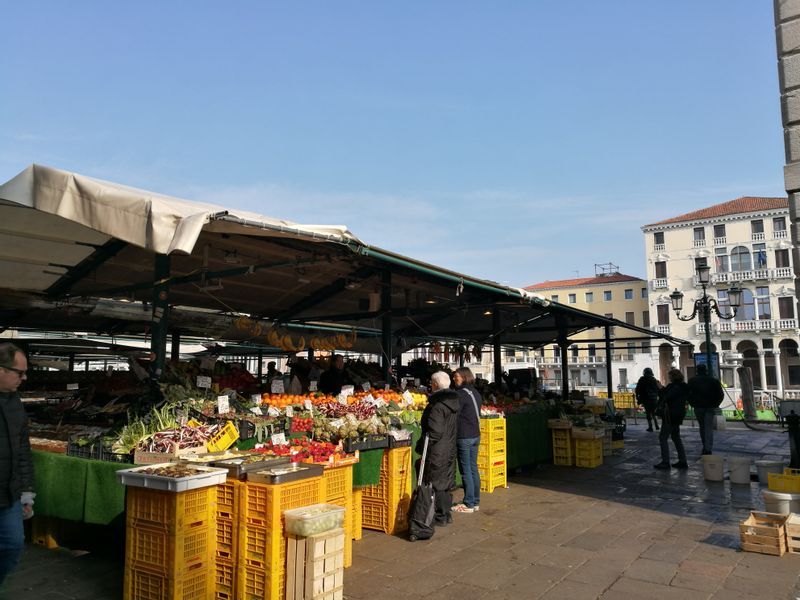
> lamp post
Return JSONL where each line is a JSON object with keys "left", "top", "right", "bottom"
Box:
{"left": 669, "top": 264, "right": 742, "bottom": 377}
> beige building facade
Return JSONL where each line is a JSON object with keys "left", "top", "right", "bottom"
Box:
{"left": 525, "top": 270, "right": 657, "bottom": 391}
{"left": 642, "top": 197, "right": 800, "bottom": 395}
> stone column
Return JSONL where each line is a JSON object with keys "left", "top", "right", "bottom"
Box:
{"left": 672, "top": 347, "right": 681, "bottom": 370}
{"left": 774, "top": 349, "right": 785, "bottom": 398}
{"left": 758, "top": 350, "right": 769, "bottom": 390}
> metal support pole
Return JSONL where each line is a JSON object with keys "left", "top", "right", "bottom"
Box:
{"left": 258, "top": 350, "right": 264, "bottom": 380}
{"left": 604, "top": 325, "right": 613, "bottom": 400}
{"left": 68, "top": 353, "right": 75, "bottom": 372}
{"left": 171, "top": 332, "right": 181, "bottom": 363}
{"left": 149, "top": 254, "right": 171, "bottom": 381}
{"left": 559, "top": 338, "right": 569, "bottom": 398}
{"left": 493, "top": 308, "right": 502, "bottom": 385}
{"left": 381, "top": 270, "right": 392, "bottom": 382}
{"left": 702, "top": 287, "right": 713, "bottom": 376}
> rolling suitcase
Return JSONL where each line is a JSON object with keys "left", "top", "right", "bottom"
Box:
{"left": 408, "top": 434, "right": 436, "bottom": 541}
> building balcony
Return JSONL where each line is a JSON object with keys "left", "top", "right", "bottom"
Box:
{"left": 653, "top": 243, "right": 665, "bottom": 252}
{"left": 693, "top": 239, "right": 707, "bottom": 248}
{"left": 702, "top": 267, "right": 793, "bottom": 285}
{"left": 751, "top": 232, "right": 766, "bottom": 241}
{"left": 654, "top": 324, "right": 671, "bottom": 335}
{"left": 651, "top": 278, "right": 669, "bottom": 290}
{"left": 711, "top": 318, "right": 798, "bottom": 334}
{"left": 714, "top": 236, "right": 727, "bottom": 246}
{"left": 774, "top": 229, "right": 788, "bottom": 240}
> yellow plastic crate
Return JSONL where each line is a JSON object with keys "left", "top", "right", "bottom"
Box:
{"left": 361, "top": 496, "right": 409, "bottom": 534}
{"left": 480, "top": 470, "right": 507, "bottom": 493}
{"left": 553, "top": 455, "right": 573, "bottom": 466}
{"left": 611, "top": 440, "right": 624, "bottom": 450}
{"left": 477, "top": 455, "right": 506, "bottom": 470}
{"left": 352, "top": 489, "right": 362, "bottom": 541}
{"left": 321, "top": 464, "right": 353, "bottom": 502}
{"left": 768, "top": 469, "right": 800, "bottom": 493}
{"left": 207, "top": 421, "right": 240, "bottom": 453}
{"left": 478, "top": 462, "right": 506, "bottom": 480}
{"left": 361, "top": 447, "right": 411, "bottom": 504}
{"left": 215, "top": 517, "right": 237, "bottom": 561}
{"left": 214, "top": 558, "right": 236, "bottom": 600}
{"left": 126, "top": 521, "right": 214, "bottom": 576}
{"left": 478, "top": 442, "right": 506, "bottom": 460}
{"left": 126, "top": 486, "right": 216, "bottom": 531}
{"left": 479, "top": 417, "right": 506, "bottom": 432}
{"left": 124, "top": 561, "right": 212, "bottom": 600}
{"left": 575, "top": 454, "right": 603, "bottom": 468}
{"left": 239, "top": 477, "right": 323, "bottom": 527}
{"left": 238, "top": 557, "right": 284, "bottom": 600}
{"left": 575, "top": 438, "right": 603, "bottom": 460}
{"left": 216, "top": 479, "right": 240, "bottom": 520}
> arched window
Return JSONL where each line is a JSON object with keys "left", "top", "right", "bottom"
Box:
{"left": 730, "top": 246, "right": 751, "bottom": 272}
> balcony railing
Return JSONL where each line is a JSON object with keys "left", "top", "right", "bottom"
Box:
{"left": 654, "top": 324, "right": 671, "bottom": 335}
{"left": 651, "top": 278, "right": 668, "bottom": 290}
{"left": 714, "top": 236, "right": 726, "bottom": 246}
{"left": 712, "top": 319, "right": 798, "bottom": 334}
{"left": 774, "top": 229, "right": 788, "bottom": 239}
{"left": 705, "top": 267, "right": 793, "bottom": 285}
{"left": 653, "top": 243, "right": 665, "bottom": 252}
{"left": 751, "top": 232, "right": 766, "bottom": 241}
{"left": 696, "top": 323, "right": 708, "bottom": 335}
{"left": 693, "top": 239, "right": 706, "bottom": 248}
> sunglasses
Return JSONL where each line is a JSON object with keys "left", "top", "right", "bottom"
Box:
{"left": 1, "top": 366, "right": 27, "bottom": 377}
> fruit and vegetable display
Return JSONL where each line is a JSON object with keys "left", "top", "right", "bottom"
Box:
{"left": 138, "top": 464, "right": 206, "bottom": 478}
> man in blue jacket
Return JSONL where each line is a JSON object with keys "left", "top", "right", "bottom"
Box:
{"left": 687, "top": 364, "right": 725, "bottom": 455}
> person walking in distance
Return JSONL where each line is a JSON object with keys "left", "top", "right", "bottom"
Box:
{"left": 687, "top": 364, "right": 724, "bottom": 455}
{"left": 654, "top": 368, "right": 689, "bottom": 470}
{"left": 416, "top": 371, "right": 460, "bottom": 526}
{"left": 635, "top": 368, "right": 661, "bottom": 432}
{"left": 0, "top": 343, "right": 35, "bottom": 586}
{"left": 451, "top": 367, "right": 481, "bottom": 513}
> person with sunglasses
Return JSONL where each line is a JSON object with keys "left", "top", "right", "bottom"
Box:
{"left": 0, "top": 343, "right": 34, "bottom": 586}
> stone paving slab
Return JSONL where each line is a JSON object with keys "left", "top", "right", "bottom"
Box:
{"left": 3, "top": 420, "right": 800, "bottom": 599}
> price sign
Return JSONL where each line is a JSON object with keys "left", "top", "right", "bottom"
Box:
{"left": 384, "top": 384, "right": 390, "bottom": 391}
{"left": 196, "top": 376, "right": 212, "bottom": 389}
{"left": 251, "top": 394, "right": 262, "bottom": 404}
{"left": 270, "top": 379, "right": 285, "bottom": 394}
{"left": 400, "top": 379, "right": 407, "bottom": 390}
{"left": 217, "top": 395, "right": 230, "bottom": 414}
{"left": 363, "top": 394, "right": 376, "bottom": 406}
{"left": 271, "top": 432, "right": 287, "bottom": 446}
{"left": 361, "top": 382, "right": 371, "bottom": 392}
{"left": 337, "top": 394, "right": 349, "bottom": 405}
{"left": 177, "top": 409, "right": 188, "bottom": 427}
{"left": 66, "top": 383, "right": 79, "bottom": 391}
{"left": 267, "top": 406, "right": 281, "bottom": 417}
{"left": 414, "top": 378, "right": 421, "bottom": 387}
{"left": 309, "top": 380, "right": 318, "bottom": 392}
{"left": 250, "top": 406, "right": 263, "bottom": 415}
{"left": 329, "top": 418, "right": 345, "bottom": 429}
{"left": 340, "top": 385, "right": 354, "bottom": 398}
{"left": 402, "top": 390, "right": 414, "bottom": 405}
{"left": 303, "top": 399, "right": 313, "bottom": 411}
{"left": 285, "top": 406, "right": 294, "bottom": 418}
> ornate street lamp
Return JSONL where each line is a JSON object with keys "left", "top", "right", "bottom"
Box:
{"left": 669, "top": 265, "right": 742, "bottom": 377}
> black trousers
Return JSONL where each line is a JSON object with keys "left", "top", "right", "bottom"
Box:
{"left": 434, "top": 489, "right": 452, "bottom": 524}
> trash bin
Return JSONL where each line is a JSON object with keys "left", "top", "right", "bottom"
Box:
{"left": 702, "top": 455, "right": 724, "bottom": 481}
{"left": 755, "top": 460, "right": 784, "bottom": 485}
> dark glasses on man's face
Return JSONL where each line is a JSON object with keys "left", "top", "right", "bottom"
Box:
{"left": 1, "top": 366, "right": 26, "bottom": 377}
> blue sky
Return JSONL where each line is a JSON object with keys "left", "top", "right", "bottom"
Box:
{"left": 0, "top": 2, "right": 786, "bottom": 286}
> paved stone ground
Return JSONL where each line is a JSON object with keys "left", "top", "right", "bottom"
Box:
{"left": 3, "top": 419, "right": 800, "bottom": 599}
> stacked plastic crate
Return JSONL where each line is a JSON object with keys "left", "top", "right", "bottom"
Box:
{"left": 319, "top": 464, "right": 354, "bottom": 568}
{"left": 214, "top": 479, "right": 240, "bottom": 600}
{"left": 360, "top": 447, "right": 412, "bottom": 534}
{"left": 124, "top": 486, "right": 217, "bottom": 600}
{"left": 550, "top": 426, "right": 573, "bottom": 466}
{"left": 237, "top": 476, "right": 323, "bottom": 600}
{"left": 478, "top": 417, "right": 507, "bottom": 492}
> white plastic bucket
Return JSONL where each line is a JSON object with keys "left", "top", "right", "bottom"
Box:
{"left": 702, "top": 455, "right": 724, "bottom": 481}
{"left": 728, "top": 456, "right": 752, "bottom": 485}
{"left": 762, "top": 490, "right": 800, "bottom": 515}
{"left": 755, "top": 460, "right": 785, "bottom": 485}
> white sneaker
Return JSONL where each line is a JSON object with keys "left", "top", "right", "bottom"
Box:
{"left": 452, "top": 504, "right": 475, "bottom": 513}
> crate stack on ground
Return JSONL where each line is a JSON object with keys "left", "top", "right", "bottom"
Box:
{"left": 318, "top": 464, "right": 354, "bottom": 567}
{"left": 237, "top": 476, "right": 323, "bottom": 600}
{"left": 360, "top": 447, "right": 412, "bottom": 534}
{"left": 548, "top": 420, "right": 573, "bottom": 466}
{"left": 215, "top": 479, "right": 241, "bottom": 600}
{"left": 124, "top": 485, "right": 218, "bottom": 600}
{"left": 351, "top": 489, "right": 362, "bottom": 541}
{"left": 571, "top": 428, "right": 604, "bottom": 468}
{"left": 478, "top": 417, "right": 507, "bottom": 493}
{"left": 786, "top": 514, "right": 800, "bottom": 554}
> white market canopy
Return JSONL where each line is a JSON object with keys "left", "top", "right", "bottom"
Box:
{"left": 0, "top": 164, "right": 687, "bottom": 353}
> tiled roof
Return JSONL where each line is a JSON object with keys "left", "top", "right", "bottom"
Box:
{"left": 647, "top": 197, "right": 788, "bottom": 226}
{"left": 525, "top": 273, "right": 643, "bottom": 291}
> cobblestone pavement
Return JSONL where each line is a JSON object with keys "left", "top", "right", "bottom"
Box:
{"left": 3, "top": 419, "right": 799, "bottom": 599}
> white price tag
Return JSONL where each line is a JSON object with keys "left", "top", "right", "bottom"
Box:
{"left": 251, "top": 394, "right": 262, "bottom": 404}
{"left": 309, "top": 380, "right": 318, "bottom": 392}
{"left": 384, "top": 384, "right": 390, "bottom": 391}
{"left": 270, "top": 379, "right": 285, "bottom": 394}
{"left": 361, "top": 382, "right": 371, "bottom": 392}
{"left": 286, "top": 406, "right": 294, "bottom": 418}
{"left": 267, "top": 406, "right": 281, "bottom": 417}
{"left": 303, "top": 399, "right": 313, "bottom": 411}
{"left": 337, "top": 394, "right": 349, "bottom": 405}
{"left": 66, "top": 383, "right": 79, "bottom": 391}
{"left": 363, "top": 394, "right": 375, "bottom": 405}
{"left": 250, "top": 406, "right": 263, "bottom": 415}
{"left": 340, "top": 385, "right": 354, "bottom": 398}
{"left": 217, "top": 395, "right": 230, "bottom": 414}
{"left": 414, "top": 378, "right": 420, "bottom": 387}
{"left": 271, "top": 433, "right": 287, "bottom": 446}
{"left": 400, "top": 379, "right": 407, "bottom": 390}
{"left": 196, "top": 376, "right": 212, "bottom": 389}
{"left": 402, "top": 390, "right": 414, "bottom": 405}
{"left": 330, "top": 418, "right": 345, "bottom": 429}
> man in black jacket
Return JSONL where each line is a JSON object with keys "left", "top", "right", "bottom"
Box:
{"left": 0, "top": 343, "right": 35, "bottom": 585}
{"left": 687, "top": 364, "right": 725, "bottom": 455}
{"left": 417, "top": 371, "right": 460, "bottom": 526}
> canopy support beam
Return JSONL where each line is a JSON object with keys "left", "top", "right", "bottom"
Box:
{"left": 271, "top": 266, "right": 375, "bottom": 322}
{"left": 381, "top": 269, "right": 392, "bottom": 382}
{"left": 46, "top": 239, "right": 129, "bottom": 298}
{"left": 149, "top": 255, "right": 171, "bottom": 380}
{"left": 605, "top": 325, "right": 614, "bottom": 400}
{"left": 493, "top": 308, "right": 502, "bottom": 385}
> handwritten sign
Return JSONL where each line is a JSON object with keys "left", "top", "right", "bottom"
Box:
{"left": 270, "top": 433, "right": 287, "bottom": 446}
{"left": 361, "top": 382, "right": 371, "bottom": 392}
{"left": 250, "top": 406, "right": 263, "bottom": 415}
{"left": 270, "top": 379, "right": 285, "bottom": 394}
{"left": 309, "top": 380, "right": 318, "bottom": 392}
{"left": 196, "top": 376, "right": 212, "bottom": 389}
{"left": 285, "top": 406, "right": 294, "bottom": 418}
{"left": 402, "top": 390, "right": 414, "bottom": 406}
{"left": 251, "top": 394, "right": 262, "bottom": 404}
{"left": 217, "top": 395, "right": 230, "bottom": 414}
{"left": 267, "top": 406, "right": 281, "bottom": 417}
{"left": 303, "top": 399, "right": 313, "bottom": 411}
{"left": 340, "top": 385, "right": 354, "bottom": 398}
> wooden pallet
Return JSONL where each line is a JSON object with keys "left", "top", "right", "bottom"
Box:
{"left": 286, "top": 528, "right": 344, "bottom": 600}
{"left": 740, "top": 511, "right": 787, "bottom": 556}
